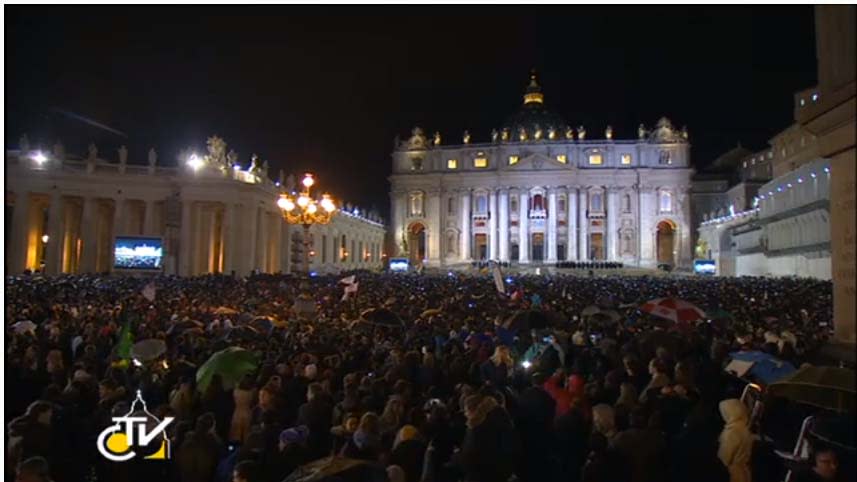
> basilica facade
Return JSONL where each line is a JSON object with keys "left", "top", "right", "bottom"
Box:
{"left": 389, "top": 73, "right": 694, "bottom": 269}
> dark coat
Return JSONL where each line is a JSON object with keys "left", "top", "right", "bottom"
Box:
{"left": 611, "top": 428, "right": 668, "bottom": 482}
{"left": 391, "top": 439, "right": 427, "bottom": 482}
{"left": 176, "top": 431, "right": 224, "bottom": 482}
{"left": 457, "top": 398, "right": 520, "bottom": 482}
{"left": 296, "top": 396, "right": 334, "bottom": 458}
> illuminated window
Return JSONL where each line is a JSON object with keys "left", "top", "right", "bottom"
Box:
{"left": 621, "top": 154, "right": 632, "bottom": 165}
{"left": 588, "top": 154, "right": 603, "bottom": 165}
{"left": 447, "top": 159, "right": 458, "bottom": 169}
{"left": 474, "top": 157, "right": 488, "bottom": 168}
{"left": 556, "top": 154, "right": 567, "bottom": 164}
{"left": 508, "top": 155, "right": 519, "bottom": 166}
{"left": 660, "top": 191, "right": 672, "bottom": 212}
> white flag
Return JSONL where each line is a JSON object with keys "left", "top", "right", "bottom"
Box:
{"left": 341, "top": 281, "right": 359, "bottom": 301}
{"left": 492, "top": 264, "right": 506, "bottom": 295}
{"left": 142, "top": 282, "right": 157, "bottom": 302}
{"left": 339, "top": 275, "right": 356, "bottom": 285}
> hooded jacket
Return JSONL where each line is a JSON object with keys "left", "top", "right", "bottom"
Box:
{"left": 458, "top": 397, "right": 520, "bottom": 482}
{"left": 718, "top": 399, "right": 753, "bottom": 482}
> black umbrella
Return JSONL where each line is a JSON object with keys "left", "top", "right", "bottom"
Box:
{"left": 505, "top": 310, "right": 551, "bottom": 332}
{"left": 282, "top": 456, "right": 387, "bottom": 482}
{"left": 360, "top": 308, "right": 405, "bottom": 327}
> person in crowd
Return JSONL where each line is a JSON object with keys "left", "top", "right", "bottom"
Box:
{"left": 718, "top": 399, "right": 754, "bottom": 482}
{"left": 2, "top": 272, "right": 842, "bottom": 482}
{"left": 793, "top": 446, "right": 843, "bottom": 482}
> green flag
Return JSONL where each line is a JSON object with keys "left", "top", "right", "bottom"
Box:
{"left": 116, "top": 321, "right": 133, "bottom": 360}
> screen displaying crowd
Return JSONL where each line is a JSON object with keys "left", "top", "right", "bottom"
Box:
{"left": 113, "top": 237, "right": 164, "bottom": 270}
{"left": 4, "top": 271, "right": 850, "bottom": 482}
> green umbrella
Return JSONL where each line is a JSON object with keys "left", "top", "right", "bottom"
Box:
{"left": 768, "top": 365, "right": 856, "bottom": 414}
{"left": 196, "top": 347, "right": 259, "bottom": 393}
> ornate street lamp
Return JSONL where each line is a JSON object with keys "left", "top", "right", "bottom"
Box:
{"left": 277, "top": 173, "right": 337, "bottom": 274}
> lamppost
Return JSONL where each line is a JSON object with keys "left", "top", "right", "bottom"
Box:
{"left": 276, "top": 173, "right": 337, "bottom": 274}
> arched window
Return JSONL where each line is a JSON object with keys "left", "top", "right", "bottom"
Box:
{"left": 447, "top": 197, "right": 455, "bottom": 215}
{"left": 532, "top": 194, "right": 544, "bottom": 211}
{"left": 659, "top": 150, "right": 671, "bottom": 165}
{"left": 510, "top": 196, "right": 518, "bottom": 213}
{"left": 558, "top": 196, "right": 566, "bottom": 213}
{"left": 591, "top": 193, "right": 602, "bottom": 211}
{"left": 622, "top": 194, "right": 631, "bottom": 213}
{"left": 660, "top": 191, "right": 672, "bottom": 212}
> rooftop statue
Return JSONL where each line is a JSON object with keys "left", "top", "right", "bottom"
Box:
{"left": 577, "top": 126, "right": 586, "bottom": 141}
{"left": 638, "top": 124, "right": 647, "bottom": 140}
{"left": 406, "top": 127, "right": 428, "bottom": 150}
{"left": 433, "top": 131, "right": 441, "bottom": 146}
{"left": 148, "top": 148, "right": 158, "bottom": 166}
{"left": 491, "top": 129, "right": 499, "bottom": 143}
{"left": 88, "top": 143, "right": 98, "bottom": 162}
{"left": 118, "top": 145, "right": 128, "bottom": 165}
{"left": 463, "top": 130, "right": 471, "bottom": 144}
{"left": 206, "top": 136, "right": 227, "bottom": 165}
{"left": 565, "top": 126, "right": 575, "bottom": 140}
{"left": 605, "top": 125, "right": 613, "bottom": 140}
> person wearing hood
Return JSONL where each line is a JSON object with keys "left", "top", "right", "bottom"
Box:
{"left": 717, "top": 399, "right": 753, "bottom": 482}
{"left": 262, "top": 425, "right": 310, "bottom": 482}
{"left": 7, "top": 401, "right": 54, "bottom": 474}
{"left": 296, "top": 382, "right": 333, "bottom": 459}
{"left": 611, "top": 407, "right": 667, "bottom": 482}
{"left": 454, "top": 393, "right": 520, "bottom": 482}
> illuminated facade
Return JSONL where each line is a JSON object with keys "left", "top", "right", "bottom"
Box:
{"left": 389, "top": 73, "right": 694, "bottom": 269}
{"left": 5, "top": 136, "right": 385, "bottom": 276}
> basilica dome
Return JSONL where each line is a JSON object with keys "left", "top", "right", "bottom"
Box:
{"left": 497, "top": 71, "right": 569, "bottom": 141}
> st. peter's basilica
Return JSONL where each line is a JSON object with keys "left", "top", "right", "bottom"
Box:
{"left": 389, "top": 72, "right": 694, "bottom": 269}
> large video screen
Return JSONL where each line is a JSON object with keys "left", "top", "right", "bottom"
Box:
{"left": 114, "top": 237, "right": 163, "bottom": 270}
{"left": 389, "top": 258, "right": 409, "bottom": 272}
{"left": 694, "top": 259, "right": 716, "bottom": 275}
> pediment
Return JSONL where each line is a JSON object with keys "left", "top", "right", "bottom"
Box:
{"left": 505, "top": 153, "right": 568, "bottom": 171}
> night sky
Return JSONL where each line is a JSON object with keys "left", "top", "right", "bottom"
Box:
{"left": 6, "top": 6, "right": 817, "bottom": 218}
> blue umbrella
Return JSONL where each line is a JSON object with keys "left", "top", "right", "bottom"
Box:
{"left": 729, "top": 351, "right": 797, "bottom": 384}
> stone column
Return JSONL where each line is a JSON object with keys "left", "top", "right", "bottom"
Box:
{"left": 607, "top": 187, "right": 619, "bottom": 260}
{"left": 579, "top": 190, "right": 588, "bottom": 260}
{"left": 639, "top": 185, "right": 656, "bottom": 267}
{"left": 498, "top": 189, "right": 509, "bottom": 262}
{"left": 78, "top": 198, "right": 97, "bottom": 273}
{"left": 144, "top": 200, "right": 157, "bottom": 236}
{"left": 547, "top": 188, "right": 558, "bottom": 262}
{"left": 221, "top": 203, "right": 235, "bottom": 275}
{"left": 179, "top": 200, "right": 193, "bottom": 276}
{"left": 567, "top": 187, "right": 577, "bottom": 260}
{"left": 256, "top": 208, "right": 269, "bottom": 272}
{"left": 489, "top": 189, "right": 498, "bottom": 260}
{"left": 519, "top": 190, "right": 530, "bottom": 263}
{"left": 460, "top": 190, "right": 471, "bottom": 261}
{"left": 9, "top": 191, "right": 31, "bottom": 274}
{"left": 45, "top": 192, "right": 64, "bottom": 275}
{"left": 427, "top": 189, "right": 441, "bottom": 265}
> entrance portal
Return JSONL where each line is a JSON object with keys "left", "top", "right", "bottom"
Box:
{"left": 589, "top": 233, "right": 604, "bottom": 260}
{"left": 474, "top": 234, "right": 488, "bottom": 260}
{"left": 532, "top": 233, "right": 544, "bottom": 262}
{"left": 407, "top": 223, "right": 426, "bottom": 266}
{"left": 656, "top": 220, "right": 676, "bottom": 266}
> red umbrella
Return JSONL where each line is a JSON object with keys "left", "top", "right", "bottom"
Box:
{"left": 640, "top": 298, "right": 706, "bottom": 323}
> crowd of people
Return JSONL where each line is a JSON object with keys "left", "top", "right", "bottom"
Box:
{"left": 4, "top": 270, "right": 848, "bottom": 482}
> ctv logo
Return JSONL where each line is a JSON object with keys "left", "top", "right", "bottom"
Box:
{"left": 96, "top": 390, "right": 174, "bottom": 462}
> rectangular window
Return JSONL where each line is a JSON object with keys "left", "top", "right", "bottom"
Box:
{"left": 621, "top": 154, "right": 632, "bottom": 165}
{"left": 508, "top": 155, "right": 519, "bottom": 166}
{"left": 447, "top": 159, "right": 458, "bottom": 169}
{"left": 556, "top": 154, "right": 567, "bottom": 164}
{"left": 474, "top": 157, "right": 488, "bottom": 168}
{"left": 588, "top": 154, "right": 603, "bottom": 165}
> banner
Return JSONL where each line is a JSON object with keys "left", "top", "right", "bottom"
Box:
{"left": 492, "top": 264, "right": 506, "bottom": 295}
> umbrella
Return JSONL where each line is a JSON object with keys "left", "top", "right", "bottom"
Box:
{"left": 167, "top": 319, "right": 204, "bottom": 335}
{"left": 420, "top": 308, "right": 443, "bottom": 318}
{"left": 212, "top": 306, "right": 239, "bottom": 315}
{"left": 196, "top": 347, "right": 259, "bottom": 392}
{"left": 768, "top": 365, "right": 855, "bottom": 413}
{"left": 130, "top": 339, "right": 166, "bottom": 362}
{"left": 250, "top": 317, "right": 274, "bottom": 332}
{"left": 225, "top": 325, "right": 263, "bottom": 342}
{"left": 581, "top": 305, "right": 601, "bottom": 317}
{"left": 729, "top": 351, "right": 797, "bottom": 384}
{"left": 282, "top": 456, "right": 387, "bottom": 482}
{"left": 504, "top": 310, "right": 551, "bottom": 332}
{"left": 589, "top": 311, "right": 619, "bottom": 326}
{"left": 639, "top": 298, "right": 706, "bottom": 323}
{"left": 360, "top": 308, "right": 404, "bottom": 327}
{"left": 11, "top": 320, "right": 37, "bottom": 335}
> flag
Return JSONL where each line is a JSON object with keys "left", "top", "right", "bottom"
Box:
{"left": 116, "top": 321, "right": 134, "bottom": 360}
{"left": 492, "top": 264, "right": 506, "bottom": 295}
{"left": 341, "top": 281, "right": 359, "bottom": 301}
{"left": 141, "top": 282, "right": 157, "bottom": 302}
{"left": 340, "top": 275, "right": 358, "bottom": 301}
